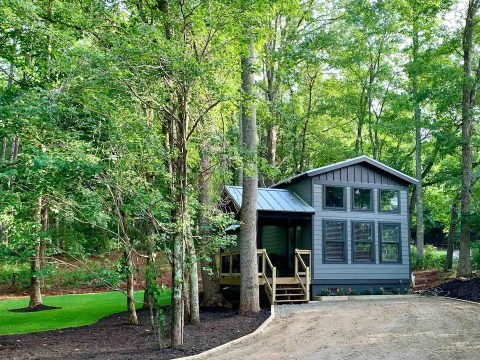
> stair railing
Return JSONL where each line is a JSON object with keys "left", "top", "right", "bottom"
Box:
{"left": 294, "top": 249, "right": 311, "bottom": 301}
{"left": 257, "top": 249, "right": 276, "bottom": 304}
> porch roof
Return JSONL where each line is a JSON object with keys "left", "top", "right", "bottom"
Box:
{"left": 224, "top": 185, "right": 315, "bottom": 214}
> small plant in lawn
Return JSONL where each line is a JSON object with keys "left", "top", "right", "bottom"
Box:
{"left": 320, "top": 288, "right": 332, "bottom": 296}
{"left": 377, "top": 287, "right": 385, "bottom": 295}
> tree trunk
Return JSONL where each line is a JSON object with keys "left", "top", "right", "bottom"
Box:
{"left": 171, "top": 91, "right": 189, "bottom": 346}
{"left": 29, "top": 197, "right": 44, "bottom": 310}
{"left": 124, "top": 250, "right": 139, "bottom": 325}
{"left": 239, "top": 36, "right": 260, "bottom": 315}
{"left": 412, "top": 15, "right": 424, "bottom": 261}
{"left": 445, "top": 202, "right": 458, "bottom": 270}
{"left": 198, "top": 144, "right": 227, "bottom": 307}
{"left": 187, "top": 233, "right": 200, "bottom": 325}
{"left": 458, "top": 0, "right": 479, "bottom": 277}
{"left": 238, "top": 105, "right": 243, "bottom": 186}
{"left": 265, "top": 124, "right": 277, "bottom": 187}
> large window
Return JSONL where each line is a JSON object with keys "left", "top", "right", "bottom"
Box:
{"left": 352, "top": 222, "right": 374, "bottom": 263}
{"left": 379, "top": 189, "right": 399, "bottom": 212}
{"left": 323, "top": 220, "right": 346, "bottom": 263}
{"left": 324, "top": 186, "right": 345, "bottom": 209}
{"left": 379, "top": 223, "right": 401, "bottom": 263}
{"left": 352, "top": 188, "right": 373, "bottom": 211}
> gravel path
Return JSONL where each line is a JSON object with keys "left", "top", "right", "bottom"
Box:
{"left": 208, "top": 297, "right": 480, "bottom": 360}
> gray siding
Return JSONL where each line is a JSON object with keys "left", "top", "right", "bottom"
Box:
{"left": 261, "top": 225, "right": 286, "bottom": 256}
{"left": 316, "top": 164, "right": 405, "bottom": 186}
{"left": 312, "top": 171, "right": 410, "bottom": 282}
{"left": 284, "top": 178, "right": 312, "bottom": 205}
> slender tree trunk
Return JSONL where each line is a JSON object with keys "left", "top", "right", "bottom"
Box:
{"left": 198, "top": 144, "right": 227, "bottom": 307}
{"left": 458, "top": 0, "right": 480, "bottom": 277}
{"left": 412, "top": 15, "right": 424, "bottom": 261}
{"left": 187, "top": 233, "right": 200, "bottom": 325}
{"left": 239, "top": 36, "right": 260, "bottom": 315}
{"left": 29, "top": 197, "right": 44, "bottom": 310}
{"left": 446, "top": 201, "right": 458, "bottom": 270}
{"left": 266, "top": 124, "right": 277, "bottom": 186}
{"left": 124, "top": 250, "right": 139, "bottom": 325}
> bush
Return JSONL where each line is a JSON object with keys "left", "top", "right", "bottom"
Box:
{"left": 472, "top": 248, "right": 480, "bottom": 271}
{"left": 320, "top": 288, "right": 332, "bottom": 296}
{"left": 410, "top": 244, "right": 446, "bottom": 271}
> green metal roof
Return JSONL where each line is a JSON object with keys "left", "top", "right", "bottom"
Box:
{"left": 224, "top": 185, "right": 315, "bottom": 213}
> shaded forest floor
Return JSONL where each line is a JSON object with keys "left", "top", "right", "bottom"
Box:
{"left": 0, "top": 307, "right": 270, "bottom": 359}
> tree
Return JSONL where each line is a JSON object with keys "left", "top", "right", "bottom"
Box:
{"left": 239, "top": 34, "right": 261, "bottom": 314}
{"left": 458, "top": 0, "right": 480, "bottom": 277}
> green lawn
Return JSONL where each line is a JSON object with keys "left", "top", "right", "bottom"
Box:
{"left": 0, "top": 290, "right": 171, "bottom": 336}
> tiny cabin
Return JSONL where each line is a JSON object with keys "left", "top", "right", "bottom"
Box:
{"left": 221, "top": 155, "right": 417, "bottom": 304}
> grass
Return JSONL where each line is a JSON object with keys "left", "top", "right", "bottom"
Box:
{"left": 0, "top": 290, "right": 171, "bottom": 336}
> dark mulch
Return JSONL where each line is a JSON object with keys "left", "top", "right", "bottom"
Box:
{"left": 436, "top": 277, "right": 480, "bottom": 302}
{"left": 9, "top": 305, "right": 61, "bottom": 313}
{"left": 0, "top": 307, "right": 269, "bottom": 360}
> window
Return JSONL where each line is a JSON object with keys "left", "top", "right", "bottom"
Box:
{"left": 352, "top": 188, "right": 372, "bottom": 211}
{"left": 379, "top": 189, "right": 399, "bottom": 212}
{"left": 352, "top": 222, "right": 374, "bottom": 263}
{"left": 323, "top": 220, "right": 346, "bottom": 263}
{"left": 380, "top": 223, "right": 401, "bottom": 263}
{"left": 324, "top": 186, "right": 345, "bottom": 209}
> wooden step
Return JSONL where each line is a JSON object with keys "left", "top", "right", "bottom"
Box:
{"left": 275, "top": 299, "right": 308, "bottom": 303}
{"left": 275, "top": 293, "right": 306, "bottom": 297}
{"left": 276, "top": 287, "right": 303, "bottom": 291}
{"left": 276, "top": 277, "right": 300, "bottom": 285}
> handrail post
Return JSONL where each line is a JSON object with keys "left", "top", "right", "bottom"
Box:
{"left": 272, "top": 267, "right": 276, "bottom": 304}
{"left": 306, "top": 266, "right": 310, "bottom": 301}
{"left": 262, "top": 250, "right": 266, "bottom": 276}
{"left": 229, "top": 254, "right": 233, "bottom": 276}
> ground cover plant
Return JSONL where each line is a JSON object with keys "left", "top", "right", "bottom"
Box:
{"left": 0, "top": 291, "right": 169, "bottom": 335}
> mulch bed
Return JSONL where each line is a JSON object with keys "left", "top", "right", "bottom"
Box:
{"left": 0, "top": 307, "right": 270, "bottom": 360}
{"left": 436, "top": 277, "right": 480, "bottom": 302}
{"left": 413, "top": 270, "right": 442, "bottom": 290}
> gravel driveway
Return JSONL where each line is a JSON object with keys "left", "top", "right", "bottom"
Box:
{"left": 207, "top": 297, "right": 480, "bottom": 360}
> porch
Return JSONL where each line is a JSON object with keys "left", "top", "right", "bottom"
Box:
{"left": 219, "top": 248, "right": 311, "bottom": 304}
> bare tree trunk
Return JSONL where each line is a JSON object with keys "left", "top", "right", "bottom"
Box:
{"left": 29, "top": 197, "right": 44, "bottom": 310}
{"left": 187, "top": 232, "right": 200, "bottom": 325}
{"left": 265, "top": 124, "right": 277, "bottom": 187}
{"left": 458, "top": 0, "right": 480, "bottom": 277}
{"left": 446, "top": 202, "right": 458, "bottom": 270}
{"left": 124, "top": 250, "right": 139, "bottom": 325}
{"left": 239, "top": 36, "right": 260, "bottom": 315}
{"left": 412, "top": 15, "right": 424, "bottom": 261}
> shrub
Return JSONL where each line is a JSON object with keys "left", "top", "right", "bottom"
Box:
{"left": 361, "top": 288, "right": 373, "bottom": 295}
{"left": 348, "top": 288, "right": 359, "bottom": 295}
{"left": 336, "top": 288, "right": 346, "bottom": 296}
{"left": 410, "top": 244, "right": 446, "bottom": 271}
{"left": 320, "top": 288, "right": 332, "bottom": 296}
{"left": 472, "top": 248, "right": 480, "bottom": 271}
{"left": 377, "top": 287, "right": 385, "bottom": 295}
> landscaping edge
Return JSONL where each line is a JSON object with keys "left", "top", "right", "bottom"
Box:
{"left": 312, "top": 294, "right": 420, "bottom": 301}
{"left": 175, "top": 305, "right": 275, "bottom": 360}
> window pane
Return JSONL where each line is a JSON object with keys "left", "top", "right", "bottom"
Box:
{"left": 381, "top": 224, "right": 400, "bottom": 242}
{"left": 353, "top": 188, "right": 372, "bottom": 210}
{"left": 325, "top": 221, "right": 345, "bottom": 242}
{"left": 354, "top": 242, "right": 373, "bottom": 262}
{"left": 380, "top": 190, "right": 399, "bottom": 211}
{"left": 381, "top": 243, "right": 399, "bottom": 262}
{"left": 324, "top": 221, "right": 345, "bottom": 262}
{"left": 325, "top": 186, "right": 344, "bottom": 208}
{"left": 353, "top": 222, "right": 372, "bottom": 242}
{"left": 325, "top": 242, "right": 344, "bottom": 262}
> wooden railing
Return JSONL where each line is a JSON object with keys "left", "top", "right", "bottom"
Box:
{"left": 220, "top": 251, "right": 241, "bottom": 278}
{"left": 257, "top": 249, "right": 276, "bottom": 304}
{"left": 294, "top": 249, "right": 311, "bottom": 301}
{"left": 219, "top": 249, "right": 277, "bottom": 304}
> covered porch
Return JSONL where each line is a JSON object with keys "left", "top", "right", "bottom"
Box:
{"left": 221, "top": 186, "right": 315, "bottom": 304}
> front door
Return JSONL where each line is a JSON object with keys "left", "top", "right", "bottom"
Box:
{"left": 286, "top": 225, "right": 302, "bottom": 276}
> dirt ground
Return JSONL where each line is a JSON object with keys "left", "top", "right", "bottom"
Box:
{"left": 0, "top": 308, "right": 269, "bottom": 359}
{"left": 208, "top": 297, "right": 480, "bottom": 360}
